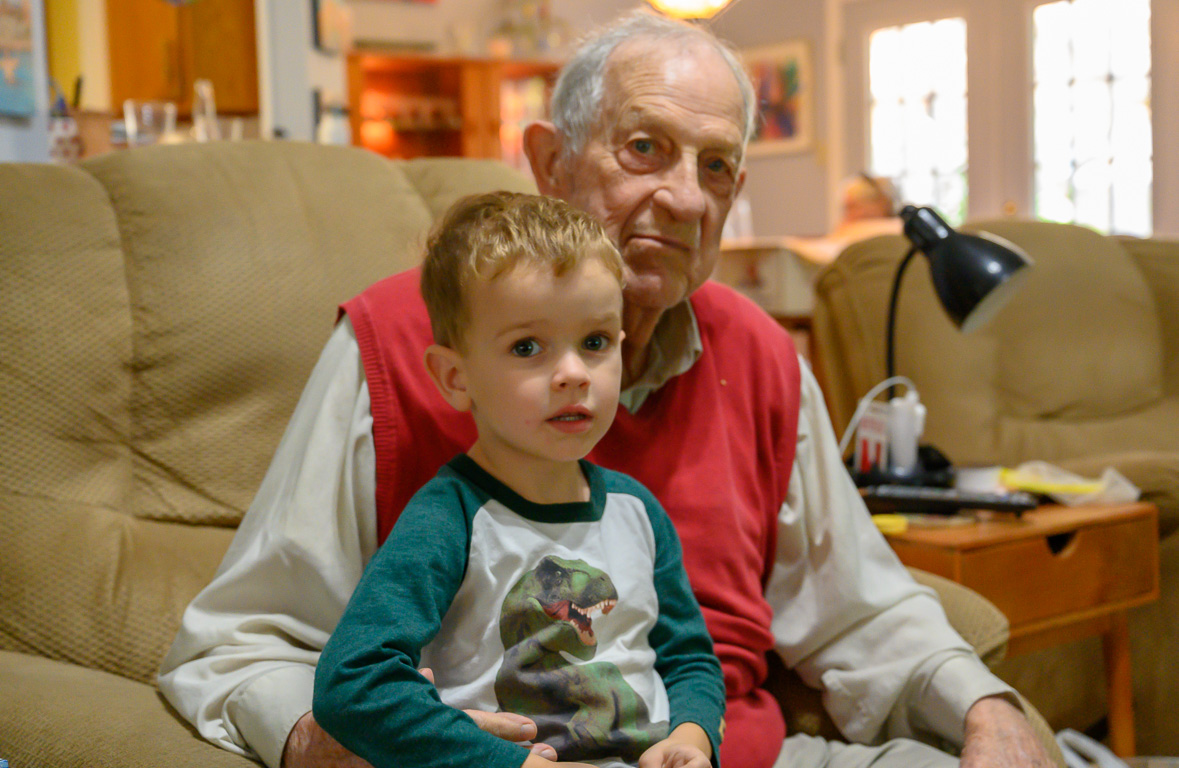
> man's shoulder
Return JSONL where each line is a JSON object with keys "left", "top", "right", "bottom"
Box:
{"left": 691, "top": 281, "right": 796, "bottom": 351}
{"left": 343, "top": 267, "right": 423, "bottom": 312}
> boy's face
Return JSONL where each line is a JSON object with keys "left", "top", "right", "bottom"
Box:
{"left": 457, "top": 258, "right": 624, "bottom": 468}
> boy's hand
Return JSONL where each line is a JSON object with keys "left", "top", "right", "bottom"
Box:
{"left": 638, "top": 723, "right": 712, "bottom": 768}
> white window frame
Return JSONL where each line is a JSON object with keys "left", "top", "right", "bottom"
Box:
{"left": 831, "top": 0, "right": 1179, "bottom": 236}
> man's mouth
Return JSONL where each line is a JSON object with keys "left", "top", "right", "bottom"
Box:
{"left": 628, "top": 233, "right": 693, "bottom": 252}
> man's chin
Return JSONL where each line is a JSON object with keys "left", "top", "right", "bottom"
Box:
{"left": 622, "top": 276, "right": 690, "bottom": 315}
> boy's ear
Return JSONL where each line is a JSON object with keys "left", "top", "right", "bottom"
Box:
{"left": 423, "top": 344, "right": 472, "bottom": 412}
{"left": 523, "top": 121, "right": 564, "bottom": 196}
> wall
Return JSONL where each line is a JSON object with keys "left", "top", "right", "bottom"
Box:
{"left": 0, "top": 0, "right": 50, "bottom": 162}
{"left": 258, "top": 0, "right": 833, "bottom": 236}
{"left": 713, "top": 0, "right": 831, "bottom": 236}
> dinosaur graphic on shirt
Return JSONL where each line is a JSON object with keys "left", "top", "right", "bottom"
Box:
{"left": 494, "top": 555, "right": 668, "bottom": 762}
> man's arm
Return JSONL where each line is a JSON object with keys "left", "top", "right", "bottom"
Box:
{"left": 766, "top": 359, "right": 1049, "bottom": 760}
{"left": 160, "top": 320, "right": 566, "bottom": 768}
{"left": 158, "top": 319, "right": 379, "bottom": 768}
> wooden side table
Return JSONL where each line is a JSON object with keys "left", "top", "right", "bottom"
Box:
{"left": 885, "top": 502, "right": 1160, "bottom": 757}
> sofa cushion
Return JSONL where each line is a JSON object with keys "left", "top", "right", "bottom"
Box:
{"left": 1, "top": 494, "right": 235, "bottom": 683}
{"left": 2, "top": 143, "right": 535, "bottom": 686}
{"left": 0, "top": 650, "right": 255, "bottom": 768}
{"left": 0, "top": 162, "right": 132, "bottom": 513}
{"left": 81, "top": 142, "right": 535, "bottom": 527}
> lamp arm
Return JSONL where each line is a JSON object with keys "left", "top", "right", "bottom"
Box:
{"left": 886, "top": 245, "right": 920, "bottom": 399}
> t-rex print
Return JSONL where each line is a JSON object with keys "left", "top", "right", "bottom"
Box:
{"left": 494, "top": 555, "right": 668, "bottom": 762}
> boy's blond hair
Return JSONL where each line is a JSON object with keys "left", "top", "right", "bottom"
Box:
{"left": 420, "top": 191, "right": 624, "bottom": 351}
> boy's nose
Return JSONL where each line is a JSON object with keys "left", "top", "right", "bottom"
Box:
{"left": 552, "top": 350, "right": 591, "bottom": 389}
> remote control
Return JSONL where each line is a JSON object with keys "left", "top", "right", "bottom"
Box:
{"left": 860, "top": 485, "right": 1039, "bottom": 516}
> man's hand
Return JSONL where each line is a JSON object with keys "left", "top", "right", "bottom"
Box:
{"left": 960, "top": 695, "right": 1054, "bottom": 768}
{"left": 420, "top": 667, "right": 559, "bottom": 761}
{"left": 282, "top": 709, "right": 559, "bottom": 768}
{"left": 638, "top": 723, "right": 712, "bottom": 768}
{"left": 282, "top": 712, "right": 373, "bottom": 768}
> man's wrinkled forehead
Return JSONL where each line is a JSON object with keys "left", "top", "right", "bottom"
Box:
{"left": 597, "top": 38, "right": 746, "bottom": 148}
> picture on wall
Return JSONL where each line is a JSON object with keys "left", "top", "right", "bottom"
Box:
{"left": 0, "top": 0, "right": 35, "bottom": 117}
{"left": 743, "top": 40, "right": 813, "bottom": 156}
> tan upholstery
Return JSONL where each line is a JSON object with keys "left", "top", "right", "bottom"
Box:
{"left": 0, "top": 142, "right": 1052, "bottom": 766}
{"left": 812, "top": 219, "right": 1179, "bottom": 755}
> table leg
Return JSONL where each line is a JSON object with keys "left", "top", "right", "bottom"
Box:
{"left": 1103, "top": 611, "right": 1136, "bottom": 757}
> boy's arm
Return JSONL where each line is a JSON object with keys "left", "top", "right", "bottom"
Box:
{"left": 642, "top": 493, "right": 726, "bottom": 767}
{"left": 312, "top": 486, "right": 529, "bottom": 768}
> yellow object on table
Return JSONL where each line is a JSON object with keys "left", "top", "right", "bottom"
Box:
{"left": 872, "top": 514, "right": 909, "bottom": 535}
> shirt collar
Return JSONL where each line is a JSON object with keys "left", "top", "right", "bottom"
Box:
{"left": 618, "top": 299, "right": 703, "bottom": 414}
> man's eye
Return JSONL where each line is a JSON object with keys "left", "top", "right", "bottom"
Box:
{"left": 583, "top": 334, "right": 610, "bottom": 352}
{"left": 705, "top": 158, "right": 733, "bottom": 176}
{"left": 632, "top": 139, "right": 654, "bottom": 155}
{"left": 511, "top": 339, "right": 540, "bottom": 357}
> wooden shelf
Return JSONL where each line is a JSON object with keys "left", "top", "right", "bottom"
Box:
{"left": 347, "top": 53, "right": 559, "bottom": 162}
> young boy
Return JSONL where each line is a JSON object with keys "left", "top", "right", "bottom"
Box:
{"left": 312, "top": 192, "right": 725, "bottom": 768}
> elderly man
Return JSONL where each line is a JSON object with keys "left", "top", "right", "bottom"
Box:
{"left": 159, "top": 11, "right": 1052, "bottom": 768}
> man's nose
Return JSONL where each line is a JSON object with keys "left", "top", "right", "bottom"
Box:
{"left": 653, "top": 155, "right": 707, "bottom": 222}
{"left": 552, "top": 349, "right": 591, "bottom": 389}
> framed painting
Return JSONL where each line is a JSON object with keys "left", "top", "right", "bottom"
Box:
{"left": 743, "top": 40, "right": 814, "bottom": 156}
{"left": 0, "top": 0, "right": 36, "bottom": 117}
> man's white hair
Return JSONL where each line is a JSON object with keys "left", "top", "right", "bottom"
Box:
{"left": 550, "top": 10, "right": 758, "bottom": 161}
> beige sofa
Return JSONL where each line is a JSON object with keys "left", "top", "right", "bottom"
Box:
{"left": 0, "top": 141, "right": 1059, "bottom": 766}
{"left": 812, "top": 220, "right": 1179, "bottom": 755}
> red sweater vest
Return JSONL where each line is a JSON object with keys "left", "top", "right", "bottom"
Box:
{"left": 341, "top": 269, "right": 801, "bottom": 768}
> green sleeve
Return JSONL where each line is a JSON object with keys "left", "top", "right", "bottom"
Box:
{"left": 312, "top": 476, "right": 529, "bottom": 768}
{"left": 639, "top": 483, "right": 727, "bottom": 767}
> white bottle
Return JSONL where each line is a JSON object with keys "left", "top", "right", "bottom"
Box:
{"left": 887, "top": 389, "right": 926, "bottom": 477}
{"left": 316, "top": 95, "right": 352, "bottom": 146}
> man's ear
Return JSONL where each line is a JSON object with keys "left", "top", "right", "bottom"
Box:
{"left": 523, "top": 121, "right": 564, "bottom": 196}
{"left": 423, "top": 344, "right": 472, "bottom": 412}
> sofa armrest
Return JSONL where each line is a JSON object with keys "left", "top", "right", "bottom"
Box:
{"left": 907, "top": 567, "right": 1009, "bottom": 666}
{"left": 765, "top": 570, "right": 1063, "bottom": 766}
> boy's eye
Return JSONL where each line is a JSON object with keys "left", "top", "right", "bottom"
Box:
{"left": 582, "top": 334, "right": 610, "bottom": 352}
{"left": 510, "top": 339, "right": 541, "bottom": 357}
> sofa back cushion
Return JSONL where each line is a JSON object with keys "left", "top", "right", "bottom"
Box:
{"left": 0, "top": 142, "right": 534, "bottom": 683}
{"left": 83, "top": 142, "right": 535, "bottom": 526}
{"left": 813, "top": 219, "right": 1176, "bottom": 466}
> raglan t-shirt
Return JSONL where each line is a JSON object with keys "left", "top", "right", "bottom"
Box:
{"left": 313, "top": 455, "right": 726, "bottom": 768}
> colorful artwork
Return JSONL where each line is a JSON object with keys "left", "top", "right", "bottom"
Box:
{"left": 742, "top": 40, "right": 813, "bottom": 156}
{"left": 0, "top": 0, "right": 35, "bottom": 117}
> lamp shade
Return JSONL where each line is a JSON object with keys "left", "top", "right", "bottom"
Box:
{"left": 900, "top": 205, "right": 1032, "bottom": 333}
{"left": 647, "top": 0, "right": 737, "bottom": 19}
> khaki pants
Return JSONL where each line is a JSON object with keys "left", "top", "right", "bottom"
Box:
{"left": 775, "top": 733, "right": 958, "bottom": 768}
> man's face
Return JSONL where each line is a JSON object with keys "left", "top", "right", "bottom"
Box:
{"left": 552, "top": 41, "right": 747, "bottom": 316}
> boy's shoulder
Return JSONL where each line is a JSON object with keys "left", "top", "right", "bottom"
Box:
{"left": 586, "top": 462, "right": 661, "bottom": 510}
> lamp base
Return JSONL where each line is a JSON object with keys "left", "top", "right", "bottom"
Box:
{"left": 848, "top": 444, "right": 955, "bottom": 488}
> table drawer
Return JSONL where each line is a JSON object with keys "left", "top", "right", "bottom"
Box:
{"left": 956, "top": 515, "right": 1157, "bottom": 627}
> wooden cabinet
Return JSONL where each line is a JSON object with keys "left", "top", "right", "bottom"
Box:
{"left": 347, "top": 53, "right": 559, "bottom": 163}
{"left": 106, "top": 0, "right": 258, "bottom": 115}
{"left": 885, "top": 502, "right": 1160, "bottom": 756}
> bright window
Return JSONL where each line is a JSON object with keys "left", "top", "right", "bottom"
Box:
{"left": 868, "top": 17, "right": 968, "bottom": 223}
{"left": 1033, "top": 0, "right": 1152, "bottom": 235}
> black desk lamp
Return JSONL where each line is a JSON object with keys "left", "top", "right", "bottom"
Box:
{"left": 887, "top": 205, "right": 1033, "bottom": 386}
